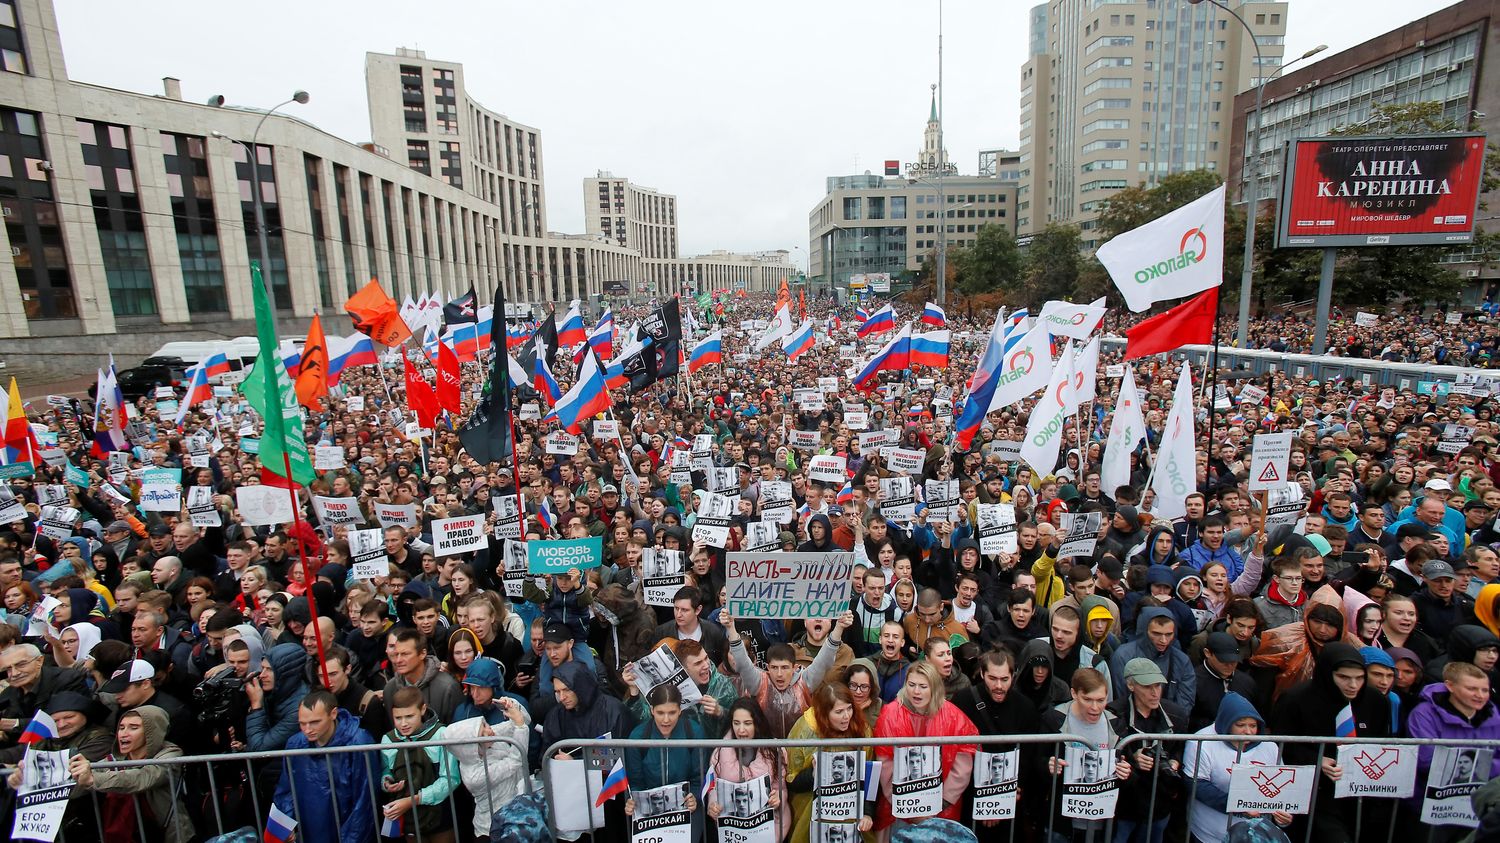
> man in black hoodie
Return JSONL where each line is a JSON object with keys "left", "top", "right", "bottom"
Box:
{"left": 953, "top": 648, "right": 1039, "bottom": 842}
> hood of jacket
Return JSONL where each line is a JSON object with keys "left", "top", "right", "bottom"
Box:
{"left": 1020, "top": 638, "right": 1054, "bottom": 674}
{"left": 1448, "top": 624, "right": 1500, "bottom": 665}
{"left": 126, "top": 703, "right": 170, "bottom": 755}
{"left": 1213, "top": 691, "right": 1266, "bottom": 747}
{"left": 65, "top": 588, "right": 98, "bottom": 622}
{"left": 1312, "top": 642, "right": 1367, "bottom": 698}
{"left": 804, "top": 513, "right": 834, "bottom": 550}
{"left": 1173, "top": 568, "right": 1203, "bottom": 601}
{"left": 232, "top": 623, "right": 265, "bottom": 667}
{"left": 1145, "top": 565, "right": 1175, "bottom": 589}
{"left": 1140, "top": 525, "right": 1177, "bottom": 565}
{"left": 1079, "top": 595, "right": 1116, "bottom": 640}
{"left": 954, "top": 538, "right": 981, "bottom": 567}
{"left": 265, "top": 642, "right": 309, "bottom": 705}
{"left": 1134, "top": 605, "right": 1174, "bottom": 638}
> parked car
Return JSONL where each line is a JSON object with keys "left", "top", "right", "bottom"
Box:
{"left": 88, "top": 357, "right": 187, "bottom": 400}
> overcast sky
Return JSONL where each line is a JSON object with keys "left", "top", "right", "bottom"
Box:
{"left": 56, "top": 0, "right": 1463, "bottom": 267}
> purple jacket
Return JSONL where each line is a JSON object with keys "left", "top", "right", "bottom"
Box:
{"left": 1405, "top": 682, "right": 1500, "bottom": 783}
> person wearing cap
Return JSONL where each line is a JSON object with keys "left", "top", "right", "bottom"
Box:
{"left": 100, "top": 518, "right": 141, "bottom": 564}
{"left": 1412, "top": 559, "right": 1477, "bottom": 643}
{"left": 1110, "top": 657, "right": 1186, "bottom": 843}
{"left": 1389, "top": 488, "right": 1463, "bottom": 560}
{"left": 1385, "top": 522, "right": 1440, "bottom": 594}
{"left": 101, "top": 656, "right": 190, "bottom": 741}
{"left": 1190, "top": 631, "right": 1257, "bottom": 731}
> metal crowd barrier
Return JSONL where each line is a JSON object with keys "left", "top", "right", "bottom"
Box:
{"left": 57, "top": 733, "right": 526, "bottom": 843}
{"left": 1110, "top": 732, "right": 1500, "bottom": 843}
{"left": 540, "top": 733, "right": 1089, "bottom": 843}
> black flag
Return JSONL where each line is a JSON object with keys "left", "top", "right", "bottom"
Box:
{"left": 442, "top": 286, "right": 478, "bottom": 327}
{"left": 458, "top": 287, "right": 513, "bottom": 465}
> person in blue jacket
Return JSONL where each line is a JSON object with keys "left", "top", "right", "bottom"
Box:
{"left": 272, "top": 689, "right": 377, "bottom": 843}
{"left": 245, "top": 642, "right": 308, "bottom": 751}
{"left": 624, "top": 683, "right": 708, "bottom": 842}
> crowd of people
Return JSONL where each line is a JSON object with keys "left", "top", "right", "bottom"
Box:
{"left": 0, "top": 289, "right": 1498, "bottom": 843}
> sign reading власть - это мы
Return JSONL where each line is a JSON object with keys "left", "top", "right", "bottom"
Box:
{"left": 725, "top": 551, "right": 853, "bottom": 619}
{"left": 526, "top": 536, "right": 603, "bottom": 575}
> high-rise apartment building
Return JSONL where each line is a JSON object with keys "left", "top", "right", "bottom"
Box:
{"left": 1017, "top": 0, "right": 1288, "bottom": 247}
{"left": 584, "top": 172, "right": 678, "bottom": 259}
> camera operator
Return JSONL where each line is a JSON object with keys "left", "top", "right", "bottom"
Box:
{"left": 1109, "top": 658, "right": 1187, "bottom": 843}
{"left": 196, "top": 639, "right": 256, "bottom": 752}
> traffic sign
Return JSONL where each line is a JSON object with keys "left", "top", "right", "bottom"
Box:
{"left": 1248, "top": 432, "right": 1293, "bottom": 493}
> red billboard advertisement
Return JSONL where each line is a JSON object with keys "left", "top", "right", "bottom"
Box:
{"left": 1275, "top": 133, "right": 1486, "bottom": 248}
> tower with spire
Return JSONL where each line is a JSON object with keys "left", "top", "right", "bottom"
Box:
{"left": 919, "top": 83, "right": 948, "bottom": 169}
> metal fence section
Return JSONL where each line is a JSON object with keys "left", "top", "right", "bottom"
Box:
{"left": 1098, "top": 335, "right": 1490, "bottom": 391}
{"left": 61, "top": 732, "right": 526, "bottom": 843}
{"left": 539, "top": 732, "right": 1090, "bottom": 843}
{"left": 1110, "top": 731, "right": 1500, "bottom": 843}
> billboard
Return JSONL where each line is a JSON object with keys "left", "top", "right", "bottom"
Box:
{"left": 1276, "top": 134, "right": 1486, "bottom": 248}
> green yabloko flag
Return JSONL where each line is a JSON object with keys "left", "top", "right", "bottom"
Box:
{"left": 239, "top": 263, "right": 316, "bottom": 486}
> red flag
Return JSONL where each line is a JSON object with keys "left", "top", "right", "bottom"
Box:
{"left": 403, "top": 354, "right": 439, "bottom": 429}
{"left": 293, "top": 314, "right": 329, "bottom": 411}
{"left": 436, "top": 339, "right": 461, "bottom": 415}
{"left": 1124, "top": 287, "right": 1219, "bottom": 361}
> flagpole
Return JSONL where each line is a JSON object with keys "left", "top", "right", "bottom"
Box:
{"left": 1206, "top": 288, "right": 1224, "bottom": 457}
{"left": 281, "top": 450, "right": 332, "bottom": 690}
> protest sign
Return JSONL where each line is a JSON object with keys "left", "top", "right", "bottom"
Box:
{"left": 725, "top": 551, "right": 853, "bottom": 619}
{"left": 858, "top": 429, "right": 899, "bottom": 451}
{"left": 1057, "top": 512, "right": 1102, "bottom": 558}
{"left": 716, "top": 776, "right": 776, "bottom": 843}
{"left": 346, "top": 395, "right": 364, "bottom": 411}
{"left": 1334, "top": 744, "right": 1417, "bottom": 799}
{"left": 1226, "top": 764, "right": 1316, "bottom": 815}
{"left": 691, "top": 490, "right": 736, "bottom": 547}
{"left": 35, "top": 484, "right": 66, "bottom": 508}
{"left": 924, "top": 479, "right": 959, "bottom": 522}
{"left": 237, "top": 485, "right": 294, "bottom": 526}
{"left": 526, "top": 535, "right": 604, "bottom": 574}
{"left": 879, "top": 476, "right": 915, "bottom": 522}
{"left": 314, "top": 444, "right": 346, "bottom": 470}
{"left": 592, "top": 420, "right": 620, "bottom": 441}
{"left": 1060, "top": 746, "right": 1120, "bottom": 820}
{"left": 1248, "top": 432, "right": 1292, "bottom": 493}
{"left": 706, "top": 466, "right": 739, "bottom": 496}
{"left": 976, "top": 503, "right": 1017, "bottom": 554}
{"left": 641, "top": 548, "right": 687, "bottom": 607}
{"left": 630, "top": 782, "right": 694, "bottom": 843}
{"left": 312, "top": 495, "right": 364, "bottom": 526}
{"left": 890, "top": 745, "right": 942, "bottom": 819}
{"left": 0, "top": 488, "right": 25, "bottom": 524}
{"left": 813, "top": 751, "right": 864, "bottom": 823}
{"left": 186, "top": 437, "right": 211, "bottom": 468}
{"left": 789, "top": 429, "right": 820, "bottom": 451}
{"left": 759, "top": 481, "right": 794, "bottom": 524}
{"left": 186, "top": 486, "right": 221, "bottom": 528}
{"left": 501, "top": 539, "right": 529, "bottom": 598}
{"left": 669, "top": 449, "right": 693, "bottom": 485}
{"left": 36, "top": 506, "right": 77, "bottom": 542}
{"left": 818, "top": 376, "right": 839, "bottom": 394}
{"left": 545, "top": 431, "right": 579, "bottom": 456}
{"left": 433, "top": 514, "right": 488, "bottom": 556}
{"left": 374, "top": 502, "right": 418, "bottom": 529}
{"left": 1356, "top": 311, "right": 1379, "bottom": 327}
{"left": 1421, "top": 746, "right": 1493, "bottom": 827}
{"left": 887, "top": 447, "right": 925, "bottom": 475}
{"left": 630, "top": 644, "right": 702, "bottom": 705}
{"left": 140, "top": 482, "right": 180, "bottom": 512}
{"left": 1263, "top": 484, "right": 1306, "bottom": 533}
{"left": 743, "top": 521, "right": 780, "bottom": 553}
{"left": 991, "top": 440, "right": 1023, "bottom": 462}
{"left": 807, "top": 454, "right": 848, "bottom": 484}
{"left": 63, "top": 464, "right": 90, "bottom": 489}
{"left": 1238, "top": 384, "right": 1268, "bottom": 405}
{"left": 491, "top": 494, "right": 522, "bottom": 540}
{"left": 348, "top": 528, "right": 388, "bottom": 579}
{"left": 845, "top": 411, "right": 868, "bottom": 430}
{"left": 971, "top": 749, "right": 1020, "bottom": 821}
{"left": 11, "top": 748, "right": 73, "bottom": 842}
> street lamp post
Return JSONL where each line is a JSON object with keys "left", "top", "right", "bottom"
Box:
{"left": 1190, "top": 0, "right": 1323, "bottom": 347}
{"left": 908, "top": 173, "right": 955, "bottom": 303}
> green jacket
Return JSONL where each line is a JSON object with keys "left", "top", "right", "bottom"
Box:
{"left": 628, "top": 667, "right": 738, "bottom": 737}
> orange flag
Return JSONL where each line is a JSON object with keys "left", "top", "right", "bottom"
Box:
{"left": 294, "top": 313, "right": 330, "bottom": 411}
{"left": 798, "top": 288, "right": 806, "bottom": 319}
{"left": 776, "top": 277, "right": 791, "bottom": 308}
{"left": 345, "top": 279, "right": 412, "bottom": 346}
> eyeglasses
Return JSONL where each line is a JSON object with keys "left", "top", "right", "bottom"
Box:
{"left": 847, "top": 682, "right": 871, "bottom": 692}
{"left": 1278, "top": 575, "right": 1304, "bottom": 584}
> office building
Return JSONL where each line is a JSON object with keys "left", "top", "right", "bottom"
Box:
{"left": 1017, "top": 0, "right": 1289, "bottom": 247}
{"left": 1228, "top": 0, "right": 1498, "bottom": 297}
{"left": 809, "top": 103, "right": 1018, "bottom": 291}
{"left": 0, "top": 0, "right": 789, "bottom": 372}
{"left": 978, "top": 148, "right": 1024, "bottom": 180}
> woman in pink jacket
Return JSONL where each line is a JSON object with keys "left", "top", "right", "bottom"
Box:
{"left": 706, "top": 698, "right": 791, "bottom": 839}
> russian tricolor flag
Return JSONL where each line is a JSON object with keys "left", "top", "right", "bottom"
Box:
{"left": 596, "top": 757, "right": 630, "bottom": 807}
{"left": 829, "top": 314, "right": 842, "bottom": 333}
{"left": 544, "top": 351, "right": 612, "bottom": 435}
{"left": 90, "top": 364, "right": 130, "bottom": 458}
{"left": 921, "top": 302, "right": 947, "bottom": 327}
{"left": 855, "top": 306, "right": 870, "bottom": 323}
{"left": 955, "top": 309, "right": 1027, "bottom": 450}
{"left": 556, "top": 301, "right": 587, "bottom": 347}
{"left": 264, "top": 803, "right": 297, "bottom": 843}
{"left": 836, "top": 481, "right": 854, "bottom": 505}
{"left": 201, "top": 351, "right": 232, "bottom": 378}
{"left": 857, "top": 304, "right": 896, "bottom": 338}
{"left": 19, "top": 710, "right": 56, "bottom": 744}
{"left": 688, "top": 330, "right": 723, "bottom": 374}
{"left": 910, "top": 329, "right": 950, "bottom": 369}
{"left": 506, "top": 323, "right": 532, "bottom": 349}
{"left": 175, "top": 364, "right": 212, "bottom": 427}
{"left": 536, "top": 497, "right": 555, "bottom": 536}
{"left": 853, "top": 324, "right": 911, "bottom": 390}
{"left": 534, "top": 354, "right": 561, "bottom": 407}
{"left": 328, "top": 336, "right": 378, "bottom": 385}
{"left": 380, "top": 814, "right": 403, "bottom": 839}
{"left": 781, "top": 322, "right": 815, "bottom": 362}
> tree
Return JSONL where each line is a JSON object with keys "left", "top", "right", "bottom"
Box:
{"left": 1022, "top": 224, "right": 1084, "bottom": 303}
{"left": 950, "top": 224, "right": 1022, "bottom": 296}
{"left": 1097, "top": 170, "right": 1228, "bottom": 240}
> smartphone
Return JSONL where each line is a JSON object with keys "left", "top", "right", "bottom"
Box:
{"left": 1341, "top": 550, "right": 1369, "bottom": 568}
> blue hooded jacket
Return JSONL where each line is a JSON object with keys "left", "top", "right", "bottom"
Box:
{"left": 272, "top": 707, "right": 376, "bottom": 843}
{"left": 1109, "top": 606, "right": 1196, "bottom": 710}
{"left": 1360, "top": 646, "right": 1403, "bottom": 734}
{"left": 246, "top": 643, "right": 309, "bottom": 751}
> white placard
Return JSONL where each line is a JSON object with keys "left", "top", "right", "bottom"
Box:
{"left": 492, "top": 494, "right": 522, "bottom": 541}
{"left": 0, "top": 489, "right": 25, "bottom": 525}
{"left": 879, "top": 476, "right": 915, "bottom": 523}
{"left": 813, "top": 750, "right": 864, "bottom": 823}
{"left": 1447, "top": 311, "right": 1464, "bottom": 325}
{"left": 889, "top": 745, "right": 942, "bottom": 819}
{"left": 807, "top": 454, "right": 847, "bottom": 484}
{"left": 312, "top": 495, "right": 365, "bottom": 526}
{"left": 12, "top": 747, "right": 73, "bottom": 842}
{"left": 991, "top": 440, "right": 1023, "bottom": 462}
{"left": 36, "top": 506, "right": 77, "bottom": 541}
{"left": 724, "top": 551, "right": 854, "bottom": 619}
{"left": 789, "top": 429, "right": 820, "bottom": 451}
{"left": 844, "top": 411, "right": 868, "bottom": 430}
{"left": 818, "top": 377, "right": 839, "bottom": 394}
{"left": 432, "top": 514, "right": 488, "bottom": 556}
{"left": 1060, "top": 746, "right": 1121, "bottom": 820}
{"left": 1226, "top": 763, "right": 1316, "bottom": 815}
{"left": 743, "top": 521, "right": 781, "bottom": 553}
{"left": 592, "top": 420, "right": 620, "bottom": 441}
{"left": 314, "top": 444, "right": 346, "bottom": 470}
{"left": 1263, "top": 483, "right": 1306, "bottom": 533}
{"left": 139, "top": 483, "right": 180, "bottom": 512}
{"left": 972, "top": 749, "right": 1020, "bottom": 820}
{"left": 640, "top": 547, "right": 686, "bottom": 607}
{"left": 691, "top": 490, "right": 735, "bottom": 548}
{"left": 924, "top": 479, "right": 959, "bottom": 522}
{"left": 347, "top": 528, "right": 388, "bottom": 579}
{"left": 977, "top": 503, "right": 1017, "bottom": 554}
{"left": 1334, "top": 744, "right": 1418, "bottom": 799}
{"left": 887, "top": 447, "right": 925, "bottom": 475}
{"left": 715, "top": 777, "right": 776, "bottom": 843}
{"left": 545, "top": 431, "right": 579, "bottom": 455}
{"left": 1356, "top": 311, "right": 1379, "bottom": 327}
{"left": 630, "top": 644, "right": 702, "bottom": 705}
{"left": 374, "top": 501, "right": 418, "bottom": 529}
{"left": 1238, "top": 384, "right": 1268, "bottom": 406}
{"left": 1057, "top": 512, "right": 1102, "bottom": 559}
{"left": 37, "top": 485, "right": 68, "bottom": 507}
{"left": 1105, "top": 364, "right": 1125, "bottom": 379}
{"left": 186, "top": 486, "right": 221, "bottom": 528}
{"left": 346, "top": 395, "right": 365, "bottom": 411}
{"left": 501, "top": 539, "right": 529, "bottom": 598}
{"left": 236, "top": 485, "right": 295, "bottom": 526}
{"left": 1421, "top": 746, "right": 1493, "bottom": 827}
{"left": 858, "top": 429, "right": 899, "bottom": 451}
{"left": 1247, "top": 432, "right": 1293, "bottom": 493}
{"left": 759, "top": 481, "right": 794, "bottom": 524}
